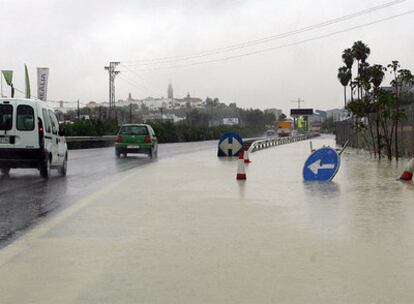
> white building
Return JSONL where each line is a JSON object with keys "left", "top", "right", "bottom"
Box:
{"left": 326, "top": 108, "right": 349, "bottom": 122}
{"left": 265, "top": 108, "right": 283, "bottom": 121}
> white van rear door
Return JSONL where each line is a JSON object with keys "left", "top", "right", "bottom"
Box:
{"left": 14, "top": 103, "right": 38, "bottom": 149}
{"left": 0, "top": 100, "right": 16, "bottom": 148}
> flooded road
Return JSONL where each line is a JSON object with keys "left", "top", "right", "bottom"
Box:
{"left": 0, "top": 141, "right": 217, "bottom": 245}
{"left": 1, "top": 135, "right": 414, "bottom": 303}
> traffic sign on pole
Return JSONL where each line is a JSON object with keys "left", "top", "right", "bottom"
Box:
{"left": 303, "top": 147, "right": 340, "bottom": 181}
{"left": 217, "top": 132, "right": 244, "bottom": 157}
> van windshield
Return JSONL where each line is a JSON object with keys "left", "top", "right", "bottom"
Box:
{"left": 119, "top": 125, "right": 148, "bottom": 135}
{"left": 0, "top": 104, "right": 13, "bottom": 131}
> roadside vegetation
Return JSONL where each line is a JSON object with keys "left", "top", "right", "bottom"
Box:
{"left": 337, "top": 40, "right": 414, "bottom": 160}
{"left": 63, "top": 104, "right": 276, "bottom": 143}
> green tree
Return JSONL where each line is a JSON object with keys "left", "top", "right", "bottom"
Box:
{"left": 352, "top": 41, "right": 371, "bottom": 99}
{"left": 337, "top": 66, "right": 352, "bottom": 107}
{"left": 370, "top": 64, "right": 386, "bottom": 158}
{"left": 342, "top": 48, "right": 355, "bottom": 101}
{"left": 388, "top": 61, "right": 414, "bottom": 160}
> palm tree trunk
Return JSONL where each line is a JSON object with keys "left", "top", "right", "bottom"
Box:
{"left": 350, "top": 70, "right": 354, "bottom": 102}
{"left": 368, "top": 116, "right": 377, "bottom": 158}
{"left": 380, "top": 112, "right": 393, "bottom": 160}
{"left": 344, "top": 86, "right": 347, "bottom": 108}
{"left": 357, "top": 61, "right": 360, "bottom": 100}
{"left": 350, "top": 84, "right": 354, "bottom": 102}
{"left": 376, "top": 113, "right": 381, "bottom": 159}
{"left": 393, "top": 72, "right": 399, "bottom": 161}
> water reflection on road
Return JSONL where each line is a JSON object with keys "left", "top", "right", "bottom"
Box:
{"left": 0, "top": 141, "right": 217, "bottom": 244}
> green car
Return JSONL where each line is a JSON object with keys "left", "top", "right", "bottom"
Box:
{"left": 115, "top": 124, "right": 158, "bottom": 158}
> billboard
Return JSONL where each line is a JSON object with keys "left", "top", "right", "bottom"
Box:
{"left": 37, "top": 68, "right": 49, "bottom": 101}
{"left": 290, "top": 108, "right": 313, "bottom": 116}
{"left": 222, "top": 118, "right": 239, "bottom": 126}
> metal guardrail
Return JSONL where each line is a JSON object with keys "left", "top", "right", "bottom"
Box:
{"left": 65, "top": 136, "right": 116, "bottom": 149}
{"left": 66, "top": 135, "right": 116, "bottom": 143}
{"left": 65, "top": 133, "right": 319, "bottom": 151}
{"left": 248, "top": 133, "right": 319, "bottom": 153}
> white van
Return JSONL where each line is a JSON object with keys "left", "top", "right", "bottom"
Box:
{"left": 0, "top": 98, "right": 68, "bottom": 178}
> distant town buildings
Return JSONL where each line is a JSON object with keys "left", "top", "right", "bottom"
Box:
{"left": 111, "top": 83, "right": 206, "bottom": 111}
{"left": 326, "top": 108, "right": 349, "bottom": 122}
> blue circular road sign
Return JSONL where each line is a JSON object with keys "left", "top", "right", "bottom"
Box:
{"left": 303, "top": 147, "right": 340, "bottom": 181}
{"left": 217, "top": 132, "right": 244, "bottom": 157}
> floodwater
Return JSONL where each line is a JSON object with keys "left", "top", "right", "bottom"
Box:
{"left": 1, "top": 135, "right": 414, "bottom": 303}
{"left": 0, "top": 141, "right": 217, "bottom": 245}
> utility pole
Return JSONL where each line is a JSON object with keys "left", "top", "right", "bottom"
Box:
{"left": 290, "top": 98, "right": 305, "bottom": 131}
{"left": 0, "top": 72, "right": 3, "bottom": 97}
{"left": 129, "top": 103, "right": 132, "bottom": 123}
{"left": 104, "top": 62, "right": 120, "bottom": 119}
{"left": 290, "top": 98, "right": 305, "bottom": 109}
{"left": 77, "top": 99, "right": 80, "bottom": 120}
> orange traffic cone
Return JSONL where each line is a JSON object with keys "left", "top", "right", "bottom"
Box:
{"left": 400, "top": 157, "right": 414, "bottom": 181}
{"left": 244, "top": 147, "right": 251, "bottom": 164}
{"left": 237, "top": 151, "right": 246, "bottom": 180}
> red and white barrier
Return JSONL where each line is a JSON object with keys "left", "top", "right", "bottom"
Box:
{"left": 400, "top": 157, "right": 414, "bottom": 181}
{"left": 236, "top": 151, "right": 247, "bottom": 180}
{"left": 244, "top": 147, "right": 251, "bottom": 164}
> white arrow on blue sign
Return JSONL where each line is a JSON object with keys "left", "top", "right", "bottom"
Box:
{"left": 303, "top": 147, "right": 340, "bottom": 181}
{"left": 218, "top": 132, "right": 244, "bottom": 157}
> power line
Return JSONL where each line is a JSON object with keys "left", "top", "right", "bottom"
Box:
{"left": 121, "top": 0, "right": 407, "bottom": 66}
{"left": 120, "top": 65, "right": 166, "bottom": 96}
{"left": 291, "top": 98, "right": 305, "bottom": 109}
{"left": 118, "top": 73, "right": 165, "bottom": 98}
{"left": 122, "top": 9, "right": 414, "bottom": 72}
{"left": 11, "top": 88, "right": 88, "bottom": 106}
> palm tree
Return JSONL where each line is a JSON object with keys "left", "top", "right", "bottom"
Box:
{"left": 352, "top": 41, "right": 370, "bottom": 63}
{"left": 352, "top": 41, "right": 371, "bottom": 99}
{"left": 388, "top": 60, "right": 401, "bottom": 160}
{"left": 370, "top": 64, "right": 386, "bottom": 88}
{"left": 342, "top": 48, "right": 354, "bottom": 69}
{"left": 337, "top": 66, "right": 352, "bottom": 107}
{"left": 370, "top": 64, "right": 386, "bottom": 159}
{"left": 342, "top": 48, "right": 354, "bottom": 101}
{"left": 359, "top": 62, "right": 372, "bottom": 95}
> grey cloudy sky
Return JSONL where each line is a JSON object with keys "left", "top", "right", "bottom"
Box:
{"left": 1, "top": 0, "right": 413, "bottom": 113}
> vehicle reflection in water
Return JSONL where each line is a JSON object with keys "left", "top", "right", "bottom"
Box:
{"left": 0, "top": 174, "right": 68, "bottom": 242}
{"left": 0, "top": 150, "right": 150, "bottom": 244}
{"left": 0, "top": 141, "right": 218, "bottom": 245}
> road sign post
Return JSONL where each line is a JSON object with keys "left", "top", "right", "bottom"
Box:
{"left": 217, "top": 132, "right": 244, "bottom": 157}
{"left": 303, "top": 147, "right": 340, "bottom": 181}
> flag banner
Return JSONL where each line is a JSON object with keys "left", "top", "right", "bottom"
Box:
{"left": 24, "top": 64, "right": 30, "bottom": 98}
{"left": 37, "top": 67, "right": 49, "bottom": 101}
{"left": 2, "top": 70, "right": 13, "bottom": 86}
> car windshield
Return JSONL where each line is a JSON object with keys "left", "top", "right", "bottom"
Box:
{"left": 0, "top": 104, "right": 13, "bottom": 131}
{"left": 119, "top": 125, "right": 148, "bottom": 135}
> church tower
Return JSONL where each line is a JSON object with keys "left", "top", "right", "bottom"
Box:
{"left": 167, "top": 82, "right": 174, "bottom": 100}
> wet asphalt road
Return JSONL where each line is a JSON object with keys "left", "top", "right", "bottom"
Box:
{"left": 0, "top": 141, "right": 217, "bottom": 245}
{"left": 2, "top": 135, "right": 414, "bottom": 303}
